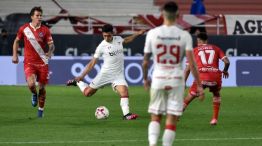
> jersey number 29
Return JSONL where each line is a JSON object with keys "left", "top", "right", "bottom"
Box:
{"left": 156, "top": 44, "right": 180, "bottom": 64}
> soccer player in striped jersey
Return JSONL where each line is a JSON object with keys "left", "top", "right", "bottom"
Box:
{"left": 12, "top": 7, "right": 55, "bottom": 118}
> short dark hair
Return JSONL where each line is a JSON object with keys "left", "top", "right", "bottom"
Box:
{"left": 102, "top": 24, "right": 113, "bottom": 33}
{"left": 197, "top": 33, "right": 208, "bottom": 41}
{"left": 162, "top": 1, "right": 178, "bottom": 13}
{"left": 30, "top": 6, "right": 43, "bottom": 16}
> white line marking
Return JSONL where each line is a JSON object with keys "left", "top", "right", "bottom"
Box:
{"left": 0, "top": 137, "right": 262, "bottom": 144}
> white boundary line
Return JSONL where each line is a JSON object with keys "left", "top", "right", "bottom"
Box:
{"left": 0, "top": 137, "right": 262, "bottom": 144}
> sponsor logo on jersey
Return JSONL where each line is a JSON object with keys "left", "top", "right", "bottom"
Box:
{"left": 109, "top": 49, "right": 123, "bottom": 56}
{"left": 157, "top": 36, "right": 181, "bottom": 40}
{"left": 199, "top": 67, "right": 219, "bottom": 72}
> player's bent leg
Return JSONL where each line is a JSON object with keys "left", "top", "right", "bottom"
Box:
{"left": 148, "top": 114, "right": 162, "bottom": 146}
{"left": 27, "top": 75, "right": 38, "bottom": 107}
{"left": 163, "top": 114, "right": 178, "bottom": 146}
{"left": 183, "top": 94, "right": 197, "bottom": 112}
{"left": 83, "top": 87, "right": 97, "bottom": 97}
{"left": 184, "top": 82, "right": 199, "bottom": 112}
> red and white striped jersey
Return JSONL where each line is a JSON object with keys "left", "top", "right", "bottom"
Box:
{"left": 17, "top": 23, "right": 53, "bottom": 65}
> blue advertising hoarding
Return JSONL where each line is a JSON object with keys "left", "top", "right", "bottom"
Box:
{"left": 0, "top": 56, "right": 261, "bottom": 86}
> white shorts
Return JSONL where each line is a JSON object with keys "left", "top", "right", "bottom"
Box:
{"left": 148, "top": 86, "right": 184, "bottom": 116}
{"left": 89, "top": 72, "right": 128, "bottom": 90}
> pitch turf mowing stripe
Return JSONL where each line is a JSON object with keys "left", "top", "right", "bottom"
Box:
{"left": 1, "top": 137, "right": 262, "bottom": 144}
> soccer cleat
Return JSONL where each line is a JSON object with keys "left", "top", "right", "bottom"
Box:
{"left": 31, "top": 94, "right": 38, "bottom": 107}
{"left": 38, "top": 109, "right": 44, "bottom": 118}
{"left": 210, "top": 118, "right": 217, "bottom": 125}
{"left": 66, "top": 79, "right": 77, "bottom": 86}
{"left": 123, "top": 113, "right": 138, "bottom": 120}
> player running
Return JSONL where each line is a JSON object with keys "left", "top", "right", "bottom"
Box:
{"left": 183, "top": 32, "right": 230, "bottom": 125}
{"left": 12, "top": 7, "right": 55, "bottom": 118}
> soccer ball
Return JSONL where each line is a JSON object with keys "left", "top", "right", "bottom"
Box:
{"left": 95, "top": 106, "right": 109, "bottom": 119}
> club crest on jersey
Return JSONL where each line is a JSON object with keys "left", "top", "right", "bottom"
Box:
{"left": 39, "top": 32, "right": 44, "bottom": 38}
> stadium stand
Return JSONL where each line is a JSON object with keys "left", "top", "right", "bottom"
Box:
{"left": 154, "top": 0, "right": 262, "bottom": 15}
{"left": 154, "top": 0, "right": 262, "bottom": 34}
{"left": 1, "top": 0, "right": 261, "bottom": 34}
{"left": 0, "top": 0, "right": 160, "bottom": 34}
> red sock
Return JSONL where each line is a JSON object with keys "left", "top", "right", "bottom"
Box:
{"left": 165, "top": 124, "right": 176, "bottom": 131}
{"left": 39, "top": 88, "right": 46, "bottom": 108}
{"left": 213, "top": 100, "right": 220, "bottom": 119}
{"left": 183, "top": 96, "right": 196, "bottom": 111}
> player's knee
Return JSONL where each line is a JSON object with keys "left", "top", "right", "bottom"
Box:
{"left": 83, "top": 91, "right": 91, "bottom": 97}
{"left": 151, "top": 114, "right": 162, "bottom": 122}
{"left": 213, "top": 96, "right": 221, "bottom": 102}
{"left": 213, "top": 91, "right": 220, "bottom": 97}
{"left": 28, "top": 82, "right": 36, "bottom": 90}
{"left": 83, "top": 88, "right": 96, "bottom": 97}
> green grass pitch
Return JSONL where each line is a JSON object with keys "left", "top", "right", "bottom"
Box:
{"left": 0, "top": 85, "right": 262, "bottom": 146}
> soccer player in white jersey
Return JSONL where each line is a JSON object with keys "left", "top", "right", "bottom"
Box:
{"left": 142, "top": 2, "right": 205, "bottom": 146}
{"left": 12, "top": 7, "right": 55, "bottom": 118}
{"left": 67, "top": 24, "right": 145, "bottom": 120}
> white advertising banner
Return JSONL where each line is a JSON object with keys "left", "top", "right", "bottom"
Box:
{"left": 224, "top": 15, "right": 262, "bottom": 35}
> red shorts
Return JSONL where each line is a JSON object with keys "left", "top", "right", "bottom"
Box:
{"left": 24, "top": 63, "right": 49, "bottom": 84}
{"left": 189, "top": 73, "right": 222, "bottom": 96}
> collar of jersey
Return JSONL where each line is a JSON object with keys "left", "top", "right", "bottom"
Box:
{"left": 29, "top": 23, "right": 41, "bottom": 31}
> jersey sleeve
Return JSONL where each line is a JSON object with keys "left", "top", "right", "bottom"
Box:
{"left": 16, "top": 26, "right": 24, "bottom": 40}
{"left": 93, "top": 43, "right": 103, "bottom": 58}
{"left": 116, "top": 36, "right": 124, "bottom": 43}
{"left": 215, "top": 45, "right": 226, "bottom": 59}
{"left": 144, "top": 30, "right": 153, "bottom": 53}
{"left": 184, "top": 31, "right": 193, "bottom": 51}
{"left": 45, "top": 28, "right": 53, "bottom": 43}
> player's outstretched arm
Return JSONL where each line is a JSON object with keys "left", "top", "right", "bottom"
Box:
{"left": 142, "top": 53, "right": 151, "bottom": 91}
{"left": 12, "top": 37, "right": 20, "bottom": 64}
{"left": 75, "top": 57, "right": 98, "bottom": 82}
{"left": 123, "top": 30, "right": 146, "bottom": 44}
{"left": 186, "top": 50, "right": 205, "bottom": 101}
{"left": 222, "top": 57, "right": 230, "bottom": 79}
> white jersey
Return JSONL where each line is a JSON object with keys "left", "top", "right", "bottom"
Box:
{"left": 144, "top": 25, "right": 193, "bottom": 89}
{"left": 94, "top": 36, "right": 124, "bottom": 74}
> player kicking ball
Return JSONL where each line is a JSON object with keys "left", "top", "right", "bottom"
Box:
{"left": 67, "top": 24, "right": 145, "bottom": 120}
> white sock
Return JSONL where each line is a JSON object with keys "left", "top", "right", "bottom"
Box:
{"left": 148, "top": 121, "right": 160, "bottom": 146}
{"left": 38, "top": 107, "right": 44, "bottom": 111}
{"left": 120, "top": 98, "right": 130, "bottom": 116}
{"left": 162, "top": 129, "right": 176, "bottom": 146}
{"left": 76, "top": 81, "right": 89, "bottom": 92}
